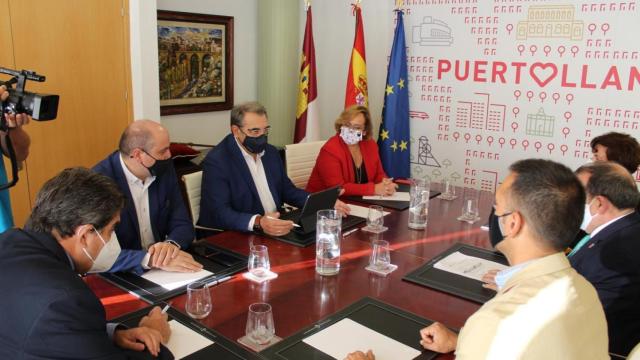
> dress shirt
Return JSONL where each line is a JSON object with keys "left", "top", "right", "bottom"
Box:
{"left": 494, "top": 260, "right": 531, "bottom": 290}
{"left": 119, "top": 155, "right": 156, "bottom": 249}
{"left": 234, "top": 138, "right": 277, "bottom": 230}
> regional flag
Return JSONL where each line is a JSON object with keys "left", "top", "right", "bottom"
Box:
{"left": 344, "top": 2, "right": 368, "bottom": 108}
{"left": 294, "top": 4, "right": 319, "bottom": 143}
{"left": 378, "top": 9, "right": 410, "bottom": 178}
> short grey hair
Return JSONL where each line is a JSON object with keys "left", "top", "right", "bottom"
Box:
{"left": 230, "top": 102, "right": 268, "bottom": 127}
{"left": 576, "top": 162, "right": 640, "bottom": 210}
{"left": 26, "top": 167, "right": 125, "bottom": 237}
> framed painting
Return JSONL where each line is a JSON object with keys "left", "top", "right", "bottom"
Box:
{"left": 157, "top": 10, "right": 234, "bottom": 115}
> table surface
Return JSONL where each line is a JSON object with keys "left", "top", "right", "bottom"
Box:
{"left": 86, "top": 185, "right": 495, "bottom": 359}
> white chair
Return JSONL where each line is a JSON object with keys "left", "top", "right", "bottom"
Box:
{"left": 284, "top": 140, "right": 326, "bottom": 189}
{"left": 181, "top": 171, "right": 222, "bottom": 232}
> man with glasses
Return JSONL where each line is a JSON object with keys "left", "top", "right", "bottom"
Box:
{"left": 94, "top": 120, "right": 202, "bottom": 274}
{"left": 199, "top": 102, "right": 348, "bottom": 237}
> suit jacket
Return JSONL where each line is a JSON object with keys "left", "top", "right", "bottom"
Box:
{"left": 0, "top": 229, "right": 151, "bottom": 359}
{"left": 306, "top": 135, "right": 387, "bottom": 196}
{"left": 456, "top": 252, "right": 608, "bottom": 359}
{"left": 198, "top": 134, "right": 308, "bottom": 231}
{"left": 570, "top": 211, "right": 640, "bottom": 355}
{"left": 94, "top": 151, "right": 194, "bottom": 274}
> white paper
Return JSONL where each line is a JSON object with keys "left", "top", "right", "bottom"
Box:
{"left": 141, "top": 269, "right": 213, "bottom": 290}
{"left": 165, "top": 320, "right": 213, "bottom": 359}
{"left": 433, "top": 251, "right": 508, "bottom": 281}
{"left": 362, "top": 192, "right": 410, "bottom": 202}
{"left": 348, "top": 204, "right": 391, "bottom": 219}
{"left": 303, "top": 318, "right": 421, "bottom": 360}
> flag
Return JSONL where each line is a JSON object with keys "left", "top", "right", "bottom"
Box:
{"left": 294, "top": 4, "right": 319, "bottom": 143}
{"left": 378, "top": 10, "right": 410, "bottom": 178}
{"left": 344, "top": 2, "right": 368, "bottom": 108}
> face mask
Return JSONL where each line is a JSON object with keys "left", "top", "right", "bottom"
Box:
{"left": 242, "top": 134, "right": 268, "bottom": 154}
{"left": 82, "top": 228, "right": 121, "bottom": 273}
{"left": 142, "top": 150, "right": 171, "bottom": 177}
{"left": 580, "top": 199, "right": 598, "bottom": 232}
{"left": 488, "top": 209, "right": 504, "bottom": 247}
{"left": 340, "top": 126, "right": 363, "bottom": 145}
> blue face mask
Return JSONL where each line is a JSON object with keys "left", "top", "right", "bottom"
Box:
{"left": 242, "top": 134, "right": 268, "bottom": 154}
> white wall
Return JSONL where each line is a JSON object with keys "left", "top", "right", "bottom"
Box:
{"left": 129, "top": 0, "right": 258, "bottom": 145}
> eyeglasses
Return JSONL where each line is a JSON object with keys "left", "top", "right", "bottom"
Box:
{"left": 492, "top": 204, "right": 513, "bottom": 218}
{"left": 241, "top": 126, "right": 271, "bottom": 136}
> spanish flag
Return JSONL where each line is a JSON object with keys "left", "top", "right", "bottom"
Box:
{"left": 294, "top": 4, "right": 319, "bottom": 143}
{"left": 344, "top": 2, "right": 368, "bottom": 108}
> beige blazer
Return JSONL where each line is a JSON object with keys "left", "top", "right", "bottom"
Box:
{"left": 456, "top": 252, "right": 609, "bottom": 359}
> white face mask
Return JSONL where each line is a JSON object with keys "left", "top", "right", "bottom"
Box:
{"left": 580, "top": 199, "right": 598, "bottom": 232}
{"left": 82, "top": 228, "right": 121, "bottom": 273}
{"left": 340, "top": 126, "right": 363, "bottom": 145}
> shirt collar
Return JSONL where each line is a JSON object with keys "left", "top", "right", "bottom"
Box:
{"left": 119, "top": 153, "right": 155, "bottom": 187}
{"left": 590, "top": 211, "right": 634, "bottom": 238}
{"left": 64, "top": 250, "right": 76, "bottom": 271}
{"left": 234, "top": 136, "right": 265, "bottom": 160}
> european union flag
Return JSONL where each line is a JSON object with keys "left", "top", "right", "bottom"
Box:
{"left": 378, "top": 10, "right": 410, "bottom": 178}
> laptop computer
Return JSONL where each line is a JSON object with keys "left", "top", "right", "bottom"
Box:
{"left": 268, "top": 186, "right": 365, "bottom": 246}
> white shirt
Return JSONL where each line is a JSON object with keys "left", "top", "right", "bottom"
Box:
{"left": 119, "top": 154, "right": 156, "bottom": 252}
{"left": 234, "top": 137, "right": 277, "bottom": 230}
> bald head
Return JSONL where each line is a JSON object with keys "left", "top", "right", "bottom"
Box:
{"left": 119, "top": 120, "right": 168, "bottom": 155}
{"left": 576, "top": 161, "right": 640, "bottom": 210}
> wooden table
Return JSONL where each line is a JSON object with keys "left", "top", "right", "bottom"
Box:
{"left": 87, "top": 187, "right": 495, "bottom": 358}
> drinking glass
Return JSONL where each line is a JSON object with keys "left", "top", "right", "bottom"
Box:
{"left": 458, "top": 188, "right": 480, "bottom": 224}
{"left": 248, "top": 245, "right": 270, "bottom": 278}
{"left": 409, "top": 178, "right": 430, "bottom": 229}
{"left": 369, "top": 240, "right": 391, "bottom": 271}
{"left": 245, "top": 303, "right": 275, "bottom": 345}
{"left": 366, "top": 205, "right": 385, "bottom": 232}
{"left": 440, "top": 179, "right": 457, "bottom": 201}
{"left": 185, "top": 280, "right": 212, "bottom": 319}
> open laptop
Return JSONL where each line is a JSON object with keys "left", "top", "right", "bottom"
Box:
{"left": 269, "top": 186, "right": 365, "bottom": 246}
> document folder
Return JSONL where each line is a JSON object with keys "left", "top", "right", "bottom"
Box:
{"left": 344, "top": 184, "right": 441, "bottom": 211}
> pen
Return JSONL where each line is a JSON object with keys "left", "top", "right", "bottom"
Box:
{"left": 205, "top": 275, "right": 232, "bottom": 287}
{"left": 266, "top": 215, "right": 301, "bottom": 227}
{"left": 161, "top": 304, "right": 170, "bottom": 314}
{"left": 343, "top": 228, "right": 359, "bottom": 237}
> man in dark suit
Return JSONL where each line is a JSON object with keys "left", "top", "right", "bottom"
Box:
{"left": 0, "top": 167, "right": 172, "bottom": 359}
{"left": 573, "top": 161, "right": 640, "bottom": 356}
{"left": 198, "top": 102, "right": 349, "bottom": 237}
{"left": 94, "top": 120, "right": 201, "bottom": 274}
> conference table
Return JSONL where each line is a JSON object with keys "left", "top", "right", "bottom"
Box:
{"left": 86, "top": 185, "right": 496, "bottom": 359}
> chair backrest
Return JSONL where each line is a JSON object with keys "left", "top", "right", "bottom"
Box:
{"left": 284, "top": 140, "right": 326, "bottom": 189}
{"left": 181, "top": 171, "right": 203, "bottom": 225}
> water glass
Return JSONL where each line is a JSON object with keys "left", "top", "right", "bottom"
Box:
{"left": 245, "top": 303, "right": 275, "bottom": 345}
{"left": 409, "top": 178, "right": 430, "bottom": 229}
{"left": 316, "top": 209, "right": 341, "bottom": 276}
{"left": 440, "top": 179, "right": 457, "bottom": 200}
{"left": 370, "top": 240, "right": 391, "bottom": 271}
{"left": 459, "top": 188, "right": 480, "bottom": 223}
{"left": 367, "top": 205, "right": 384, "bottom": 231}
{"left": 185, "top": 281, "right": 212, "bottom": 319}
{"left": 248, "top": 245, "right": 270, "bottom": 278}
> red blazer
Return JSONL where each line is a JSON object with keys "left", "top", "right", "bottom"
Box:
{"left": 306, "top": 134, "right": 387, "bottom": 196}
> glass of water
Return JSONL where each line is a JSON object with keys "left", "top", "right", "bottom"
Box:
{"left": 370, "top": 240, "right": 391, "bottom": 271}
{"left": 458, "top": 188, "right": 480, "bottom": 224}
{"left": 248, "top": 245, "right": 270, "bottom": 278}
{"left": 245, "top": 303, "right": 275, "bottom": 345}
{"left": 185, "top": 280, "right": 212, "bottom": 319}
{"left": 366, "top": 205, "right": 386, "bottom": 232}
{"left": 409, "top": 178, "right": 430, "bottom": 230}
{"left": 439, "top": 178, "right": 457, "bottom": 201}
{"left": 316, "top": 209, "right": 341, "bottom": 276}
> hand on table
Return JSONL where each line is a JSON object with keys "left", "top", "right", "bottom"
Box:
{"left": 374, "top": 178, "right": 398, "bottom": 196}
{"left": 114, "top": 326, "right": 163, "bottom": 357}
{"left": 139, "top": 306, "right": 171, "bottom": 343}
{"left": 150, "top": 247, "right": 203, "bottom": 272}
{"left": 261, "top": 211, "right": 294, "bottom": 236}
{"left": 481, "top": 269, "right": 499, "bottom": 291}
{"left": 344, "top": 350, "right": 375, "bottom": 360}
{"left": 419, "top": 322, "right": 458, "bottom": 353}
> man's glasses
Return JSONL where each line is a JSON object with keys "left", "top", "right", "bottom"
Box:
{"left": 241, "top": 126, "right": 271, "bottom": 136}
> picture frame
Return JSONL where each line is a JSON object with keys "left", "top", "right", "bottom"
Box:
{"left": 157, "top": 10, "right": 234, "bottom": 115}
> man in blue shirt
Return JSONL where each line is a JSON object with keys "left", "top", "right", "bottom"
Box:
{"left": 0, "top": 85, "right": 31, "bottom": 233}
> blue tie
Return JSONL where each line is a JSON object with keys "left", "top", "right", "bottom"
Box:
{"left": 568, "top": 235, "right": 591, "bottom": 257}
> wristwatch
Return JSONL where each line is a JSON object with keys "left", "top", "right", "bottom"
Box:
{"left": 253, "top": 215, "right": 263, "bottom": 232}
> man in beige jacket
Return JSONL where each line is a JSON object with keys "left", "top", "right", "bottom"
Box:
{"left": 420, "top": 159, "right": 609, "bottom": 359}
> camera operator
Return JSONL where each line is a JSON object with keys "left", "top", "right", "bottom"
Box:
{"left": 0, "top": 84, "right": 31, "bottom": 233}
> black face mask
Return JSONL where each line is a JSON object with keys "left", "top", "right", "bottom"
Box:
{"left": 242, "top": 134, "right": 268, "bottom": 154}
{"left": 488, "top": 208, "right": 504, "bottom": 248}
{"left": 142, "top": 150, "right": 171, "bottom": 177}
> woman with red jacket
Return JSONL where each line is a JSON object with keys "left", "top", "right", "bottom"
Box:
{"left": 306, "top": 106, "right": 397, "bottom": 196}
